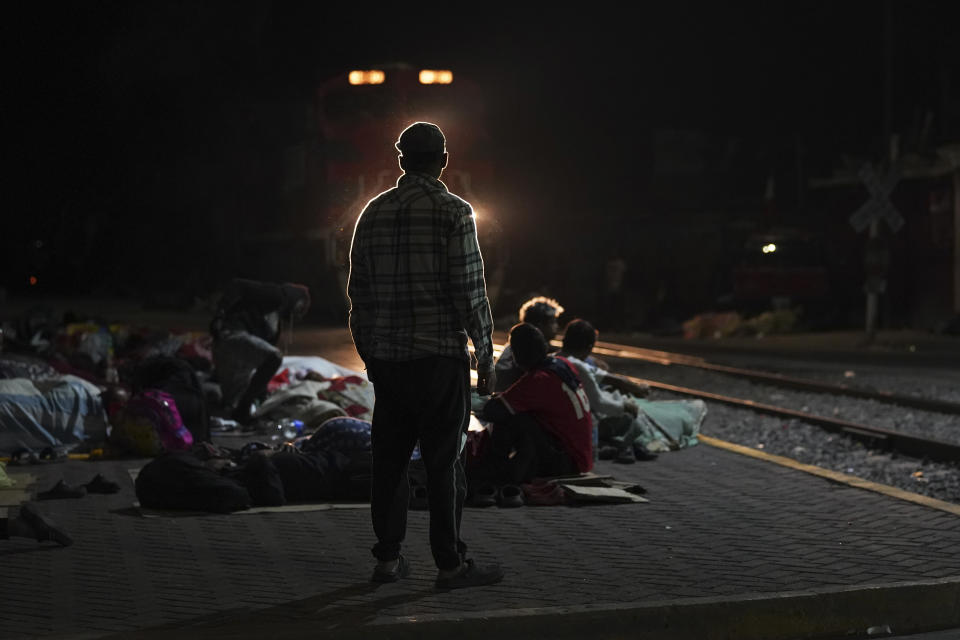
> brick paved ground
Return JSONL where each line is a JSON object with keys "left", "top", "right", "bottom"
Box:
{"left": 2, "top": 326, "right": 959, "bottom": 638}
{"left": 3, "top": 440, "right": 960, "bottom": 639}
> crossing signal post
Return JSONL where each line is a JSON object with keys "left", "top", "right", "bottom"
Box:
{"left": 848, "top": 163, "right": 904, "bottom": 344}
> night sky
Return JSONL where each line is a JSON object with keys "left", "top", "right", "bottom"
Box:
{"left": 5, "top": 1, "right": 959, "bottom": 324}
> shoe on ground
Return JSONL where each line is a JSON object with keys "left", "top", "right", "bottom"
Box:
{"left": 85, "top": 474, "right": 120, "bottom": 494}
{"left": 469, "top": 483, "right": 497, "bottom": 508}
{"left": 409, "top": 485, "right": 428, "bottom": 510}
{"left": 521, "top": 482, "right": 566, "bottom": 506}
{"left": 597, "top": 445, "right": 618, "bottom": 461}
{"left": 18, "top": 503, "right": 73, "bottom": 546}
{"left": 435, "top": 559, "right": 504, "bottom": 590}
{"left": 371, "top": 555, "right": 411, "bottom": 583}
{"left": 38, "top": 447, "right": 67, "bottom": 463}
{"left": 497, "top": 484, "right": 524, "bottom": 508}
{"left": 633, "top": 444, "right": 658, "bottom": 461}
{"left": 8, "top": 449, "right": 38, "bottom": 465}
{"left": 37, "top": 479, "right": 86, "bottom": 500}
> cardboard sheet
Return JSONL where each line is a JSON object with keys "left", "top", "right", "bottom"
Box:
{"left": 560, "top": 484, "right": 649, "bottom": 504}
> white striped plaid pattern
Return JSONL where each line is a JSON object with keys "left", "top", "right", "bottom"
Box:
{"left": 348, "top": 172, "right": 495, "bottom": 368}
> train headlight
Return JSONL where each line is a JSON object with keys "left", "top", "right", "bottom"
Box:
{"left": 419, "top": 70, "right": 453, "bottom": 84}
{"left": 762, "top": 243, "right": 777, "bottom": 254}
{"left": 349, "top": 70, "right": 385, "bottom": 85}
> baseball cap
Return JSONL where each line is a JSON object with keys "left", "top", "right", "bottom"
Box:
{"left": 396, "top": 122, "right": 446, "bottom": 154}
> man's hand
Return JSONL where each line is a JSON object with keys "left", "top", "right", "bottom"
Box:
{"left": 606, "top": 374, "right": 651, "bottom": 398}
{"left": 632, "top": 381, "right": 651, "bottom": 398}
{"left": 477, "top": 365, "right": 496, "bottom": 396}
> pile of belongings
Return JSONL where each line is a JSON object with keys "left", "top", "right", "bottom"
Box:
{"left": 0, "top": 306, "right": 375, "bottom": 468}
{"left": 681, "top": 308, "right": 801, "bottom": 339}
{"left": 1, "top": 305, "right": 215, "bottom": 459}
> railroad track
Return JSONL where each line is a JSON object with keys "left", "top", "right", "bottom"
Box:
{"left": 617, "top": 371, "right": 960, "bottom": 464}
{"left": 581, "top": 339, "right": 960, "bottom": 416}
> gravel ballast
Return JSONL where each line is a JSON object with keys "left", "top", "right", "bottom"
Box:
{"left": 613, "top": 358, "right": 960, "bottom": 505}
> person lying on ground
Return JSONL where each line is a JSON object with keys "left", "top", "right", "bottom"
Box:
{"left": 480, "top": 323, "right": 594, "bottom": 486}
{"left": 210, "top": 278, "right": 310, "bottom": 422}
{"left": 1, "top": 502, "right": 72, "bottom": 546}
{"left": 555, "top": 318, "right": 657, "bottom": 462}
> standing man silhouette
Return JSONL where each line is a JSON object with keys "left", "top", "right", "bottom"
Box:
{"left": 348, "top": 122, "right": 503, "bottom": 589}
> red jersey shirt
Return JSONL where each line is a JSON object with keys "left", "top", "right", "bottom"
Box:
{"left": 499, "top": 356, "right": 594, "bottom": 472}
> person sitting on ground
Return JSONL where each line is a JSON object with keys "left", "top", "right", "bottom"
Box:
{"left": 480, "top": 323, "right": 593, "bottom": 486}
{"left": 494, "top": 296, "right": 563, "bottom": 392}
{"left": 494, "top": 296, "right": 611, "bottom": 394}
{"left": 210, "top": 278, "right": 311, "bottom": 423}
{"left": 555, "top": 319, "right": 657, "bottom": 462}
{"left": 1, "top": 502, "right": 72, "bottom": 546}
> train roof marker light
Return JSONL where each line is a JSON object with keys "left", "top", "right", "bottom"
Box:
{"left": 419, "top": 69, "right": 453, "bottom": 84}
{"left": 349, "top": 70, "right": 385, "bottom": 85}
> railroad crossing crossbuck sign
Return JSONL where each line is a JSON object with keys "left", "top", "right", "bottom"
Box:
{"left": 848, "top": 163, "right": 905, "bottom": 233}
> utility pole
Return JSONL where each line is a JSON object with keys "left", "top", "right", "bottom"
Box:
{"left": 864, "top": 0, "right": 896, "bottom": 345}
{"left": 850, "top": 0, "right": 904, "bottom": 346}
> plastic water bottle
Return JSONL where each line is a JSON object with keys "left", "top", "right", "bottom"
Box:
{"left": 210, "top": 417, "right": 240, "bottom": 432}
{"left": 277, "top": 418, "right": 304, "bottom": 441}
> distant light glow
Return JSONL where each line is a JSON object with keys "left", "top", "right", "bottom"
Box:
{"left": 29, "top": 276, "right": 38, "bottom": 285}
{"left": 419, "top": 69, "right": 453, "bottom": 84}
{"left": 349, "top": 70, "right": 385, "bottom": 85}
{"left": 762, "top": 243, "right": 777, "bottom": 254}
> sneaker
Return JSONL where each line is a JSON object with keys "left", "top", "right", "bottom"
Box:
{"left": 633, "top": 444, "right": 659, "bottom": 461}
{"left": 18, "top": 503, "right": 73, "bottom": 546}
{"left": 497, "top": 484, "right": 524, "bottom": 508}
{"left": 468, "top": 483, "right": 497, "bottom": 508}
{"left": 597, "top": 445, "right": 619, "bottom": 460}
{"left": 37, "top": 479, "right": 86, "bottom": 500}
{"left": 435, "top": 559, "right": 504, "bottom": 590}
{"left": 85, "top": 474, "right": 120, "bottom": 494}
{"left": 371, "top": 555, "right": 411, "bottom": 583}
{"left": 521, "top": 482, "right": 566, "bottom": 506}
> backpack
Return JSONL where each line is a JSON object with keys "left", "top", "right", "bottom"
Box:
{"left": 132, "top": 356, "right": 210, "bottom": 442}
{"left": 119, "top": 390, "right": 194, "bottom": 454}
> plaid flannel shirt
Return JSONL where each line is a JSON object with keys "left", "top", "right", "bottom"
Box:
{"left": 348, "top": 172, "right": 495, "bottom": 369}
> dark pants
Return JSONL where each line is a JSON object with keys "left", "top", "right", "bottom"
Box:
{"left": 368, "top": 356, "right": 470, "bottom": 571}
{"left": 212, "top": 330, "right": 282, "bottom": 420}
{"left": 486, "top": 412, "right": 576, "bottom": 485}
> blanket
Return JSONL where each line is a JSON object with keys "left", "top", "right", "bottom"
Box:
{"left": 0, "top": 375, "right": 108, "bottom": 454}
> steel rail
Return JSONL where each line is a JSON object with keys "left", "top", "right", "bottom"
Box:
{"left": 579, "top": 339, "right": 960, "bottom": 416}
